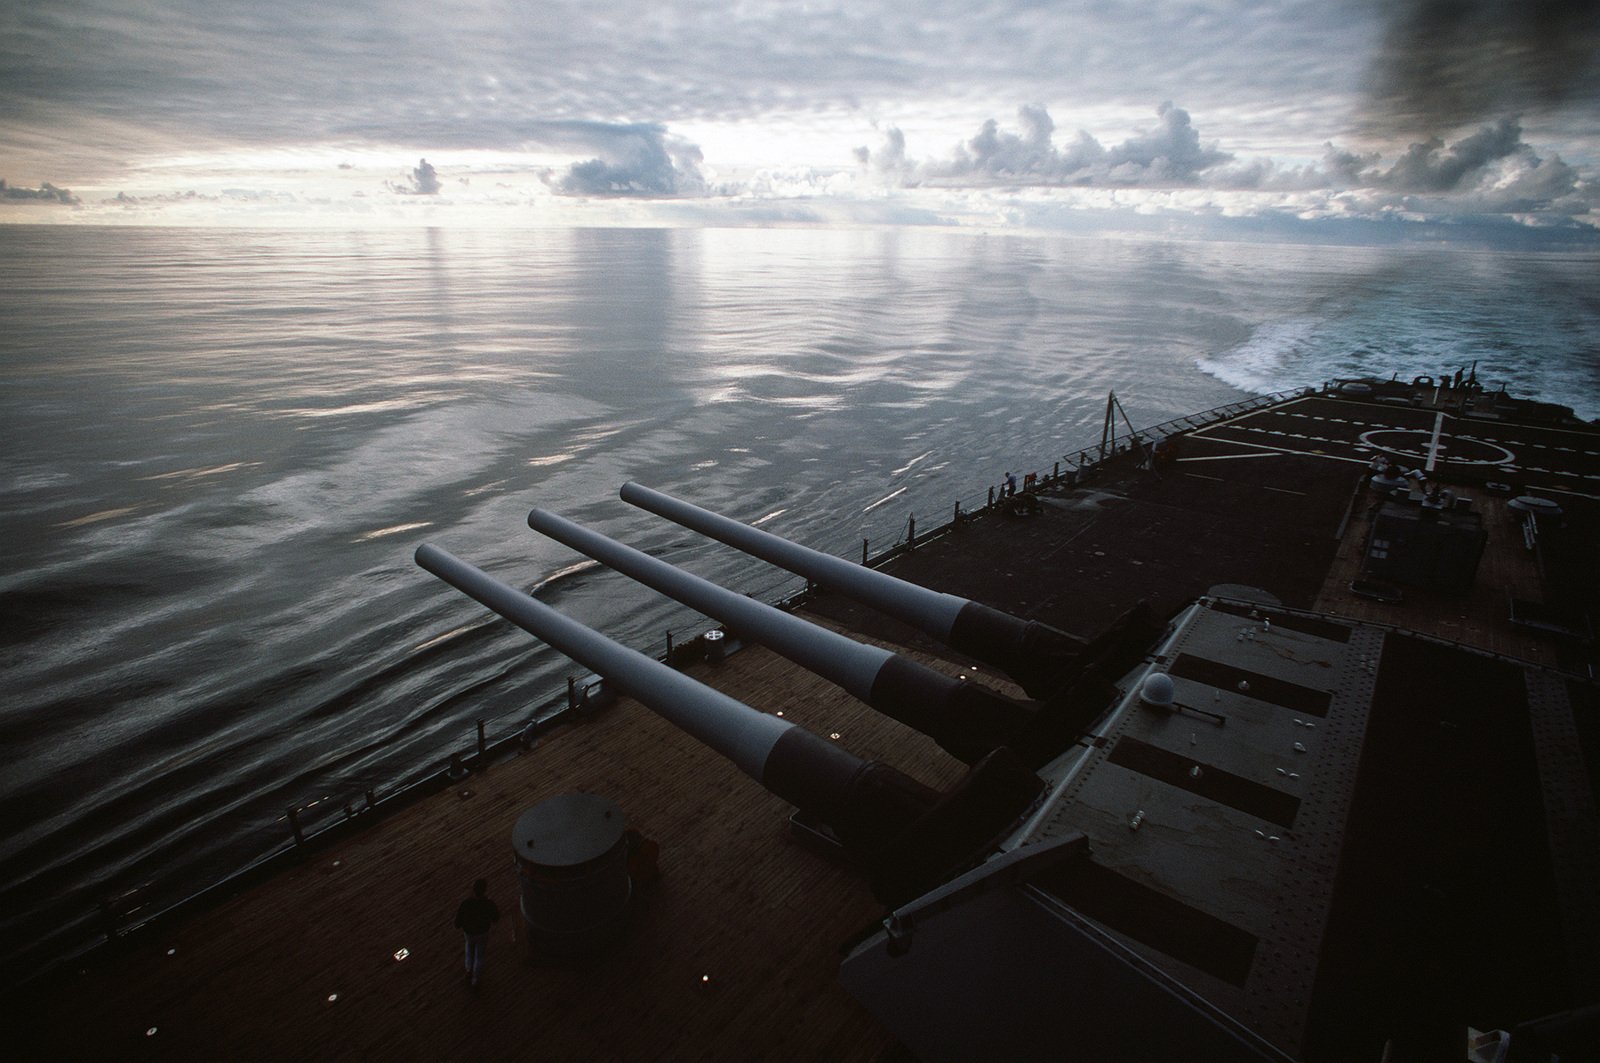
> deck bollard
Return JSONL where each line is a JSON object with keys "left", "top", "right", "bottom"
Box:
{"left": 287, "top": 806, "right": 305, "bottom": 847}
{"left": 862, "top": 538, "right": 869, "bottom": 565}
{"left": 476, "top": 719, "right": 487, "bottom": 762}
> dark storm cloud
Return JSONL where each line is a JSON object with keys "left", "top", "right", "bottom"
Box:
{"left": 1323, "top": 118, "right": 1586, "bottom": 212}
{"left": 1334, "top": 118, "right": 1525, "bottom": 192}
{"left": 0, "top": 179, "right": 79, "bottom": 204}
{"left": 1288, "top": 118, "right": 1589, "bottom": 218}
{"left": 1363, "top": 0, "right": 1600, "bottom": 135}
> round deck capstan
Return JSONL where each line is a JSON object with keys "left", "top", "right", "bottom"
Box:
{"left": 513, "top": 792, "right": 632, "bottom": 956}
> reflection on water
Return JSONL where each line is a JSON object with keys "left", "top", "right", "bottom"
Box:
{"left": 0, "top": 224, "right": 1595, "bottom": 982}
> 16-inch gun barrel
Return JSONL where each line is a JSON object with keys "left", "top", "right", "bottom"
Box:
{"left": 620, "top": 482, "right": 1085, "bottom": 698}
{"left": 527, "top": 508, "right": 1034, "bottom": 764}
{"left": 417, "top": 542, "right": 796, "bottom": 782}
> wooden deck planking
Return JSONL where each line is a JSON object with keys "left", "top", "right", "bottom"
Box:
{"left": 21, "top": 639, "right": 970, "bottom": 1062}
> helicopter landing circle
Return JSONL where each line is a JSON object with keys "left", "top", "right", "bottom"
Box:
{"left": 1357, "top": 429, "right": 1514, "bottom": 466}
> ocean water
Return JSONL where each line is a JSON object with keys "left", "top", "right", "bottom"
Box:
{"left": 1, "top": 224, "right": 1596, "bottom": 982}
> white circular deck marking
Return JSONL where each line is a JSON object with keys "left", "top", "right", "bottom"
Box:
{"left": 1358, "top": 429, "right": 1514, "bottom": 466}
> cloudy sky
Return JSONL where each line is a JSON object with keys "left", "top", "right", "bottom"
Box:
{"left": 2, "top": 0, "right": 1597, "bottom": 237}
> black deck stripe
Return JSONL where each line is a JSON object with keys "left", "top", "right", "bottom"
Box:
{"left": 1168, "top": 653, "right": 1332, "bottom": 717}
{"left": 1109, "top": 737, "right": 1300, "bottom": 829}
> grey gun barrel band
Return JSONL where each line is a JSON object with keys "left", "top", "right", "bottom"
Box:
{"left": 414, "top": 542, "right": 866, "bottom": 820}
{"left": 527, "top": 508, "right": 1034, "bottom": 764}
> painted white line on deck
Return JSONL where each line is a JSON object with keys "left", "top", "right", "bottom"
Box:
{"left": 1425, "top": 412, "right": 1446, "bottom": 474}
{"left": 1542, "top": 485, "right": 1600, "bottom": 501}
{"left": 1185, "top": 435, "right": 1373, "bottom": 465}
{"left": 1174, "top": 452, "right": 1284, "bottom": 462}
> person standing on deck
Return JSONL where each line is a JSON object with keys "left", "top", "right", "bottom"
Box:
{"left": 454, "top": 878, "right": 500, "bottom": 990}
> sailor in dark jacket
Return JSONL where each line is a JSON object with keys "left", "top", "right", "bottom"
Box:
{"left": 454, "top": 878, "right": 500, "bottom": 989}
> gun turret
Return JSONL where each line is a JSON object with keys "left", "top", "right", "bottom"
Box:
{"left": 526, "top": 508, "right": 1035, "bottom": 765}
{"left": 620, "top": 482, "right": 1086, "bottom": 698}
{"left": 415, "top": 543, "right": 1042, "bottom": 904}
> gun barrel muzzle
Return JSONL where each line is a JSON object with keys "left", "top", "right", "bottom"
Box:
{"left": 417, "top": 542, "right": 800, "bottom": 782}
{"left": 619, "top": 483, "right": 1084, "bottom": 698}
{"left": 621, "top": 482, "right": 968, "bottom": 639}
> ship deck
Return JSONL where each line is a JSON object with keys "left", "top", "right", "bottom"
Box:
{"left": 16, "top": 632, "right": 982, "bottom": 1062}
{"left": 16, "top": 383, "right": 1600, "bottom": 1061}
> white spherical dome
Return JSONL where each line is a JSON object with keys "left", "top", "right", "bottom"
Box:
{"left": 1141, "top": 672, "right": 1175, "bottom": 708}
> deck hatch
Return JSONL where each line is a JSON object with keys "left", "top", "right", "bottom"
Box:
{"left": 1208, "top": 600, "right": 1353, "bottom": 643}
{"left": 1108, "top": 736, "right": 1301, "bottom": 828}
{"left": 1036, "top": 859, "right": 1259, "bottom": 987}
{"left": 1168, "top": 653, "right": 1332, "bottom": 716}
